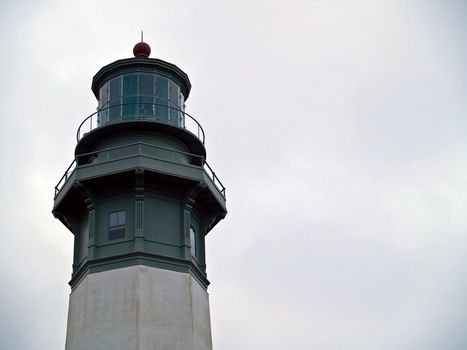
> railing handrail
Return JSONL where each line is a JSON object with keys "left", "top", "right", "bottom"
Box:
{"left": 100, "top": 94, "right": 179, "bottom": 109}
{"left": 76, "top": 140, "right": 203, "bottom": 161}
{"left": 54, "top": 141, "right": 225, "bottom": 199}
{"left": 54, "top": 158, "right": 76, "bottom": 197}
{"left": 76, "top": 103, "right": 205, "bottom": 144}
{"left": 204, "top": 161, "right": 226, "bottom": 196}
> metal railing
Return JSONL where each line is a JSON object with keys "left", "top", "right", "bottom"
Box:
{"left": 54, "top": 141, "right": 226, "bottom": 199}
{"left": 77, "top": 102, "right": 205, "bottom": 144}
{"left": 204, "top": 161, "right": 226, "bottom": 198}
{"left": 54, "top": 159, "right": 76, "bottom": 197}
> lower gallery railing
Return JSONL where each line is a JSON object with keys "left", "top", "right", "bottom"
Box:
{"left": 54, "top": 141, "right": 226, "bottom": 199}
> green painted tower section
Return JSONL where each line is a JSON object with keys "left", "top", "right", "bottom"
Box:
{"left": 52, "top": 42, "right": 227, "bottom": 341}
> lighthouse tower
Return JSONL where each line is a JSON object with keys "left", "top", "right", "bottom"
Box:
{"left": 52, "top": 42, "right": 227, "bottom": 350}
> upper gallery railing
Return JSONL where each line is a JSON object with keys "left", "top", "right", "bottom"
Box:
{"left": 77, "top": 102, "right": 205, "bottom": 144}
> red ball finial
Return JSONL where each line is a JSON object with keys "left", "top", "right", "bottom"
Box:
{"left": 133, "top": 41, "right": 151, "bottom": 59}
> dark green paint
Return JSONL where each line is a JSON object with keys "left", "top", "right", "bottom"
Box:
{"left": 53, "top": 55, "right": 226, "bottom": 291}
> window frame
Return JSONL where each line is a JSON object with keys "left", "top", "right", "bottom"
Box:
{"left": 108, "top": 210, "right": 126, "bottom": 241}
{"left": 189, "top": 225, "right": 196, "bottom": 257}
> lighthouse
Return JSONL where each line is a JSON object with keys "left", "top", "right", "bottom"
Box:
{"left": 52, "top": 41, "right": 227, "bottom": 350}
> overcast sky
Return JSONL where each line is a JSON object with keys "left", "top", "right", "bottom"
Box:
{"left": 1, "top": 1, "right": 466, "bottom": 349}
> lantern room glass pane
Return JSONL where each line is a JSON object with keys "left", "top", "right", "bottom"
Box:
{"left": 123, "top": 74, "right": 137, "bottom": 95}
{"left": 169, "top": 81, "right": 180, "bottom": 125}
{"left": 100, "top": 83, "right": 108, "bottom": 106}
{"left": 109, "top": 78, "right": 121, "bottom": 100}
{"left": 139, "top": 96, "right": 153, "bottom": 116}
{"left": 97, "top": 73, "right": 184, "bottom": 126}
{"left": 140, "top": 74, "right": 154, "bottom": 95}
{"left": 98, "top": 82, "right": 109, "bottom": 124}
{"left": 109, "top": 78, "right": 121, "bottom": 121}
{"left": 139, "top": 74, "right": 154, "bottom": 116}
{"left": 179, "top": 92, "right": 185, "bottom": 127}
{"left": 155, "top": 76, "right": 169, "bottom": 120}
{"left": 122, "top": 74, "right": 137, "bottom": 117}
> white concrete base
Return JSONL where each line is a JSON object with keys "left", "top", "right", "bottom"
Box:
{"left": 65, "top": 266, "right": 212, "bottom": 350}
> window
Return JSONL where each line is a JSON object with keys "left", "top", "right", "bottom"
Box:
{"left": 108, "top": 210, "right": 126, "bottom": 240}
{"left": 189, "top": 226, "right": 196, "bottom": 257}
